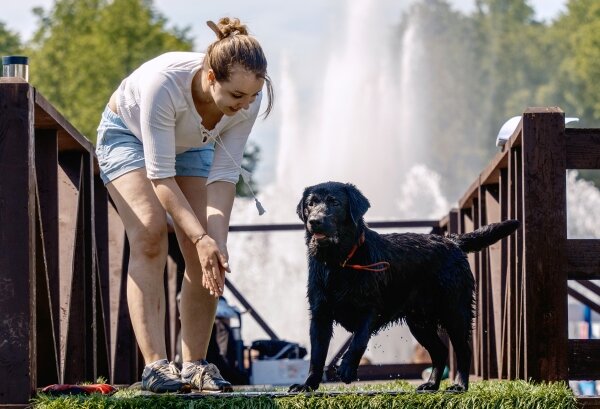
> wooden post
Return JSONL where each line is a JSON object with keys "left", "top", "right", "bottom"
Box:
{"left": 0, "top": 81, "right": 36, "bottom": 403}
{"left": 521, "top": 107, "right": 568, "bottom": 381}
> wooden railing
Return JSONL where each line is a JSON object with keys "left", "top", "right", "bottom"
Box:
{"left": 2, "top": 81, "right": 599, "bottom": 407}
{"left": 0, "top": 78, "right": 112, "bottom": 405}
{"left": 0, "top": 79, "right": 440, "bottom": 405}
{"left": 440, "top": 107, "right": 600, "bottom": 384}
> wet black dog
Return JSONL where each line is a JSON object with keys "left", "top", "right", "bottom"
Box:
{"left": 288, "top": 182, "right": 519, "bottom": 393}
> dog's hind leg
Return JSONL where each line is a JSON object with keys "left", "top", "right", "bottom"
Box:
{"left": 445, "top": 320, "right": 472, "bottom": 392}
{"left": 337, "top": 313, "right": 374, "bottom": 384}
{"left": 406, "top": 318, "right": 448, "bottom": 391}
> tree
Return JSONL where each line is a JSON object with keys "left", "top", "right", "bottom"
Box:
{"left": 26, "top": 0, "right": 193, "bottom": 142}
{"left": 0, "top": 21, "right": 22, "bottom": 56}
{"left": 547, "top": 0, "right": 600, "bottom": 125}
{"left": 473, "top": 0, "right": 558, "bottom": 133}
{"left": 24, "top": 0, "right": 260, "bottom": 196}
{"left": 395, "top": 0, "right": 499, "bottom": 200}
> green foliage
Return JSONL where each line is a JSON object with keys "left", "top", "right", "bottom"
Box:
{"left": 394, "top": 0, "right": 600, "bottom": 199}
{"left": 0, "top": 21, "right": 22, "bottom": 56}
{"left": 22, "top": 0, "right": 260, "bottom": 196}
{"left": 25, "top": 0, "right": 193, "bottom": 142}
{"left": 547, "top": 0, "right": 600, "bottom": 125}
{"left": 396, "top": 0, "right": 493, "bottom": 200}
{"left": 32, "top": 380, "right": 578, "bottom": 409}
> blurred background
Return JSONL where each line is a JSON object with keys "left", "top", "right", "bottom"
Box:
{"left": 3, "top": 0, "right": 599, "bottom": 385}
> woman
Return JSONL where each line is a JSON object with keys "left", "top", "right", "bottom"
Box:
{"left": 95, "top": 17, "right": 273, "bottom": 393}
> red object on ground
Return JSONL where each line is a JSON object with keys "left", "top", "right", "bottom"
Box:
{"left": 41, "top": 383, "right": 116, "bottom": 395}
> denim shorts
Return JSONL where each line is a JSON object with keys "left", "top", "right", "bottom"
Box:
{"left": 95, "top": 106, "right": 214, "bottom": 184}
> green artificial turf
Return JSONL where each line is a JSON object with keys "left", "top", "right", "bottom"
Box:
{"left": 33, "top": 380, "right": 579, "bottom": 409}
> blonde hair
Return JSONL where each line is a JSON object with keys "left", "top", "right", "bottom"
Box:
{"left": 206, "top": 17, "right": 274, "bottom": 117}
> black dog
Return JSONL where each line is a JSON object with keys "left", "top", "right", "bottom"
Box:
{"left": 288, "top": 182, "right": 519, "bottom": 393}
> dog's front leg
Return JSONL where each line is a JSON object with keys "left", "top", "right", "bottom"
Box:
{"left": 337, "top": 313, "right": 373, "bottom": 384}
{"left": 288, "top": 313, "right": 333, "bottom": 392}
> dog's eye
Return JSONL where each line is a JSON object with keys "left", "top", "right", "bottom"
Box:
{"left": 330, "top": 199, "right": 340, "bottom": 206}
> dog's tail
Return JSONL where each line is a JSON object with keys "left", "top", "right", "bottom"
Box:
{"left": 453, "top": 219, "right": 520, "bottom": 253}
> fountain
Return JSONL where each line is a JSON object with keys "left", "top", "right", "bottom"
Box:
{"left": 225, "top": 0, "right": 600, "bottom": 368}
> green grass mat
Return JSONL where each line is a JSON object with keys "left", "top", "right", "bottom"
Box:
{"left": 33, "top": 380, "right": 578, "bottom": 409}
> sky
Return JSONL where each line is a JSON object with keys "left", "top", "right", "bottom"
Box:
{"left": 2, "top": 0, "right": 568, "bottom": 46}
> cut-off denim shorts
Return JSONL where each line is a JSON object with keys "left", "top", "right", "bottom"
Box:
{"left": 95, "top": 105, "right": 214, "bottom": 185}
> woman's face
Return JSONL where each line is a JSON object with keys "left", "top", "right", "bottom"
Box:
{"left": 210, "top": 65, "right": 264, "bottom": 116}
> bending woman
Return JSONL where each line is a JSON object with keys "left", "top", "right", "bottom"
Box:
{"left": 95, "top": 17, "right": 273, "bottom": 393}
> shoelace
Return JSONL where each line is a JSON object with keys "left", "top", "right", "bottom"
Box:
{"left": 190, "top": 363, "right": 222, "bottom": 386}
{"left": 167, "top": 362, "right": 181, "bottom": 376}
{"left": 152, "top": 362, "right": 180, "bottom": 382}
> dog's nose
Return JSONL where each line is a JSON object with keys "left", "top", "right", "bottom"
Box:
{"left": 308, "top": 217, "right": 323, "bottom": 229}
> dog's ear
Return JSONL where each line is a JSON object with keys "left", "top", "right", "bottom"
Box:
{"left": 344, "top": 184, "right": 370, "bottom": 225}
{"left": 296, "top": 188, "right": 310, "bottom": 222}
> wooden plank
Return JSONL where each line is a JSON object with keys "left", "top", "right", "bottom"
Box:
{"left": 498, "top": 168, "right": 509, "bottom": 379}
{"left": 484, "top": 184, "right": 502, "bottom": 379}
{"left": 578, "top": 397, "right": 600, "bottom": 409}
{"left": 514, "top": 146, "right": 525, "bottom": 379}
{"left": 480, "top": 150, "right": 509, "bottom": 186}
{"left": 521, "top": 107, "right": 568, "bottom": 381}
{"left": 94, "top": 176, "right": 111, "bottom": 381}
{"left": 568, "top": 340, "right": 600, "bottom": 380}
{"left": 566, "top": 129, "right": 600, "bottom": 169}
{"left": 506, "top": 148, "right": 517, "bottom": 379}
{"left": 567, "top": 240, "right": 600, "bottom": 280}
{"left": 34, "top": 90, "right": 94, "bottom": 153}
{"left": 56, "top": 154, "right": 80, "bottom": 383}
{"left": 0, "top": 82, "right": 36, "bottom": 403}
{"left": 355, "top": 363, "right": 431, "bottom": 381}
{"left": 113, "top": 235, "right": 141, "bottom": 384}
{"left": 34, "top": 129, "right": 61, "bottom": 386}
{"left": 458, "top": 178, "right": 480, "bottom": 209}
{"left": 59, "top": 152, "right": 92, "bottom": 384}
{"left": 477, "top": 184, "right": 490, "bottom": 379}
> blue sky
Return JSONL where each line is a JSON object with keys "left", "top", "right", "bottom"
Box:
{"left": 3, "top": 0, "right": 567, "bottom": 47}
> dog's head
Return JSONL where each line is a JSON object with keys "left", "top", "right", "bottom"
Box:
{"left": 297, "top": 182, "right": 370, "bottom": 248}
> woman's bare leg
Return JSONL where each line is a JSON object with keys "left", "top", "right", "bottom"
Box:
{"left": 106, "top": 168, "right": 169, "bottom": 365}
{"left": 173, "top": 176, "right": 218, "bottom": 362}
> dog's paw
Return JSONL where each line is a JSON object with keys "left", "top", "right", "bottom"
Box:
{"left": 288, "top": 383, "right": 315, "bottom": 393}
{"left": 337, "top": 362, "right": 358, "bottom": 384}
{"left": 416, "top": 381, "right": 439, "bottom": 392}
{"left": 445, "top": 383, "right": 467, "bottom": 393}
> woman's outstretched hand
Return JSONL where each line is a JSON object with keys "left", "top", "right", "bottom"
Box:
{"left": 196, "top": 235, "right": 230, "bottom": 297}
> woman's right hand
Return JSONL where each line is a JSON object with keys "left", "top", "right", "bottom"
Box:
{"left": 195, "top": 235, "right": 228, "bottom": 297}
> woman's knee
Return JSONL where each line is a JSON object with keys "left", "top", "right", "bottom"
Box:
{"left": 129, "top": 220, "right": 168, "bottom": 260}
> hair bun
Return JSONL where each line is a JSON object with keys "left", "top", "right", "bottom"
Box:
{"left": 207, "top": 17, "right": 248, "bottom": 40}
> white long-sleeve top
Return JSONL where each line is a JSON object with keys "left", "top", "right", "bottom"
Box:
{"left": 115, "top": 51, "right": 261, "bottom": 184}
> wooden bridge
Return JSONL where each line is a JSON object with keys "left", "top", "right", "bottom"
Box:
{"left": 1, "top": 80, "right": 599, "bottom": 407}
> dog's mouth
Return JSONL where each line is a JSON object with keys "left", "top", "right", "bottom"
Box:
{"left": 312, "top": 233, "right": 328, "bottom": 241}
{"left": 310, "top": 231, "right": 338, "bottom": 246}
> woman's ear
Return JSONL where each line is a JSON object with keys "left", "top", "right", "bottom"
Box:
{"left": 207, "top": 69, "right": 216, "bottom": 83}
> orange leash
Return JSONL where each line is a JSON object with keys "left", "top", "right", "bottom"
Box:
{"left": 340, "top": 232, "right": 391, "bottom": 272}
